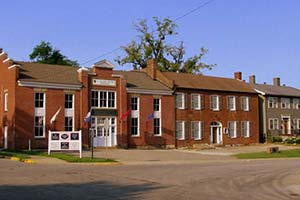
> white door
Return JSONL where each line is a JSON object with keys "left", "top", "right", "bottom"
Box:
{"left": 93, "top": 117, "right": 116, "bottom": 147}
{"left": 4, "top": 126, "right": 8, "bottom": 149}
{"left": 210, "top": 125, "right": 222, "bottom": 144}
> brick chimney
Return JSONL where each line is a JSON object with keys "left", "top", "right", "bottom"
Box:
{"left": 273, "top": 77, "right": 280, "bottom": 87}
{"left": 146, "top": 59, "right": 157, "bottom": 80}
{"left": 234, "top": 72, "right": 242, "bottom": 80}
{"left": 249, "top": 75, "right": 256, "bottom": 84}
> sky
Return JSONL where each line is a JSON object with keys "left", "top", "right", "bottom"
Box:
{"left": 1, "top": 0, "right": 300, "bottom": 88}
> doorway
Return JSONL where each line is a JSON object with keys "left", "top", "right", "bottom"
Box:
{"left": 281, "top": 116, "right": 291, "bottom": 135}
{"left": 210, "top": 122, "right": 222, "bottom": 144}
{"left": 92, "top": 117, "right": 117, "bottom": 147}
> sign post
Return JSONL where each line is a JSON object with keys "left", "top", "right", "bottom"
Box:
{"left": 89, "top": 128, "right": 95, "bottom": 159}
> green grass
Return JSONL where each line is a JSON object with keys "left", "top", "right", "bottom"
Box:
{"left": 0, "top": 150, "right": 117, "bottom": 163}
{"left": 235, "top": 149, "right": 300, "bottom": 159}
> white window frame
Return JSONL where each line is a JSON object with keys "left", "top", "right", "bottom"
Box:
{"left": 228, "top": 121, "right": 237, "bottom": 138}
{"left": 153, "top": 97, "right": 161, "bottom": 136}
{"left": 241, "top": 96, "right": 250, "bottom": 111}
{"left": 34, "top": 92, "right": 46, "bottom": 138}
{"left": 268, "top": 97, "right": 278, "bottom": 108}
{"left": 131, "top": 96, "right": 140, "bottom": 137}
{"left": 191, "top": 94, "right": 200, "bottom": 110}
{"left": 227, "top": 96, "right": 236, "bottom": 111}
{"left": 293, "top": 99, "right": 300, "bottom": 109}
{"left": 281, "top": 98, "right": 290, "bottom": 109}
{"left": 268, "top": 118, "right": 279, "bottom": 130}
{"left": 4, "top": 92, "right": 8, "bottom": 112}
{"left": 65, "top": 93, "right": 75, "bottom": 131}
{"left": 191, "top": 121, "right": 203, "bottom": 140}
{"left": 210, "top": 95, "right": 220, "bottom": 111}
{"left": 91, "top": 90, "right": 116, "bottom": 109}
{"left": 176, "top": 93, "right": 185, "bottom": 109}
{"left": 241, "top": 121, "right": 250, "bottom": 138}
{"left": 176, "top": 121, "right": 185, "bottom": 140}
{"left": 293, "top": 119, "right": 300, "bottom": 130}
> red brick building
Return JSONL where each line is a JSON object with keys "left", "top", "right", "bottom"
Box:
{"left": 0, "top": 49, "right": 259, "bottom": 149}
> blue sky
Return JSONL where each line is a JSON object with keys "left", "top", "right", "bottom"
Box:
{"left": 1, "top": 0, "right": 300, "bottom": 88}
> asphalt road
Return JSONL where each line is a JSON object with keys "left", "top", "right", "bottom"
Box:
{"left": 1, "top": 158, "right": 300, "bottom": 200}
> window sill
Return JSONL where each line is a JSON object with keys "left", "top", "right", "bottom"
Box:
{"left": 193, "top": 138, "right": 202, "bottom": 140}
{"left": 154, "top": 134, "right": 162, "bottom": 137}
{"left": 176, "top": 138, "right": 185, "bottom": 140}
{"left": 34, "top": 136, "right": 46, "bottom": 139}
{"left": 131, "top": 135, "right": 140, "bottom": 138}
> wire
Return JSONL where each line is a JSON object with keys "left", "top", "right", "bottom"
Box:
{"left": 79, "top": 0, "right": 215, "bottom": 66}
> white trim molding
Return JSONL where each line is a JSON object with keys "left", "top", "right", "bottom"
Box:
{"left": 18, "top": 81, "right": 82, "bottom": 90}
{"left": 8, "top": 64, "right": 21, "bottom": 70}
{"left": 3, "top": 58, "right": 12, "bottom": 63}
{"left": 127, "top": 88, "right": 173, "bottom": 96}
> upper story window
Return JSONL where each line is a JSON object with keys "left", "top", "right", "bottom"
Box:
{"left": 293, "top": 99, "right": 300, "bottom": 109}
{"left": 4, "top": 92, "right": 8, "bottom": 112}
{"left": 241, "top": 96, "right": 250, "bottom": 111}
{"left": 35, "top": 92, "right": 45, "bottom": 108}
{"left": 191, "top": 94, "right": 204, "bottom": 110}
{"left": 281, "top": 98, "right": 290, "bottom": 109}
{"left": 227, "top": 96, "right": 236, "bottom": 111}
{"left": 65, "top": 94, "right": 73, "bottom": 109}
{"left": 176, "top": 93, "right": 185, "bottom": 109}
{"left": 210, "top": 95, "right": 221, "bottom": 111}
{"left": 268, "top": 97, "right": 278, "bottom": 108}
{"left": 131, "top": 97, "right": 138, "bottom": 111}
{"left": 91, "top": 90, "right": 116, "bottom": 108}
{"left": 153, "top": 98, "right": 160, "bottom": 111}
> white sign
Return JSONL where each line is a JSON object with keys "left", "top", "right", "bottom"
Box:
{"left": 93, "top": 79, "right": 116, "bottom": 87}
{"left": 48, "top": 130, "right": 82, "bottom": 158}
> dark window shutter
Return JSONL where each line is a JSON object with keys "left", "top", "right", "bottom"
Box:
{"left": 184, "top": 94, "right": 188, "bottom": 109}
{"left": 201, "top": 121, "right": 205, "bottom": 139}
{"left": 248, "top": 97, "right": 251, "bottom": 111}
{"left": 201, "top": 95, "right": 205, "bottom": 110}
{"left": 227, "top": 96, "right": 230, "bottom": 110}
{"left": 184, "top": 121, "right": 189, "bottom": 140}
{"left": 210, "top": 96, "right": 213, "bottom": 110}
{"left": 219, "top": 96, "right": 222, "bottom": 110}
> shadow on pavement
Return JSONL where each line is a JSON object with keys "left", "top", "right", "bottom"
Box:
{"left": 0, "top": 181, "right": 165, "bottom": 200}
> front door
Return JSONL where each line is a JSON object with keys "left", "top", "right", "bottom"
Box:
{"left": 92, "top": 117, "right": 116, "bottom": 147}
{"left": 4, "top": 126, "right": 7, "bottom": 149}
{"left": 210, "top": 122, "right": 222, "bottom": 144}
{"left": 282, "top": 117, "right": 290, "bottom": 135}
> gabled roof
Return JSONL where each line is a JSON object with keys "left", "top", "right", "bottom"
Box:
{"left": 16, "top": 62, "right": 82, "bottom": 86}
{"left": 162, "top": 72, "right": 256, "bottom": 93}
{"left": 251, "top": 83, "right": 300, "bottom": 97}
{"left": 114, "top": 70, "right": 171, "bottom": 92}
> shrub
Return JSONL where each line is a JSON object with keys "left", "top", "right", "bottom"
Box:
{"left": 272, "top": 136, "right": 283, "bottom": 143}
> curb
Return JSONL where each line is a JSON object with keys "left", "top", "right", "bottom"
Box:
{"left": 8, "top": 156, "right": 35, "bottom": 164}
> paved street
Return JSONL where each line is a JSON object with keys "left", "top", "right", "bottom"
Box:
{"left": 1, "top": 148, "right": 300, "bottom": 200}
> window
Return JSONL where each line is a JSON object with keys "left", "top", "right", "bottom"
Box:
{"left": 176, "top": 121, "right": 185, "bottom": 140}
{"left": 34, "top": 116, "right": 44, "bottom": 137}
{"left": 293, "top": 119, "right": 300, "bottom": 130}
{"left": 191, "top": 94, "right": 204, "bottom": 110}
{"left": 91, "top": 91, "right": 116, "bottom": 108}
{"left": 293, "top": 99, "right": 300, "bottom": 109}
{"left": 268, "top": 97, "right": 278, "bottom": 108}
{"left": 191, "top": 121, "right": 203, "bottom": 140}
{"left": 281, "top": 98, "right": 290, "bottom": 109}
{"left": 210, "top": 95, "right": 221, "bottom": 111}
{"left": 241, "top": 96, "right": 250, "bottom": 111}
{"left": 153, "top": 98, "right": 160, "bottom": 111}
{"left": 269, "top": 118, "right": 279, "bottom": 130}
{"left": 154, "top": 118, "right": 160, "bottom": 135}
{"left": 131, "top": 97, "right": 138, "bottom": 111}
{"left": 131, "top": 117, "right": 139, "bottom": 136}
{"left": 227, "top": 96, "right": 236, "bottom": 111}
{"left": 4, "top": 92, "right": 8, "bottom": 112}
{"left": 241, "top": 121, "right": 251, "bottom": 137}
{"left": 64, "top": 117, "right": 73, "bottom": 131}
{"left": 228, "top": 121, "right": 237, "bottom": 138}
{"left": 65, "top": 94, "right": 73, "bottom": 109}
{"left": 91, "top": 91, "right": 99, "bottom": 107}
{"left": 176, "top": 93, "right": 185, "bottom": 109}
{"left": 35, "top": 92, "right": 45, "bottom": 108}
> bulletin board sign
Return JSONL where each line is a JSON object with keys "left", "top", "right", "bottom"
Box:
{"left": 48, "top": 130, "right": 82, "bottom": 158}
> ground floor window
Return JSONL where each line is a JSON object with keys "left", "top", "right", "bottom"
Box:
{"left": 64, "top": 117, "right": 73, "bottom": 131}
{"left": 241, "top": 121, "right": 251, "bottom": 137}
{"left": 131, "top": 117, "right": 139, "bottom": 136}
{"left": 191, "top": 121, "right": 203, "bottom": 140}
{"left": 293, "top": 119, "right": 300, "bottom": 130}
{"left": 154, "top": 118, "right": 160, "bottom": 135}
{"left": 176, "top": 121, "right": 185, "bottom": 140}
{"left": 269, "top": 118, "right": 279, "bottom": 130}
{"left": 34, "top": 116, "right": 44, "bottom": 137}
{"left": 228, "top": 121, "right": 237, "bottom": 138}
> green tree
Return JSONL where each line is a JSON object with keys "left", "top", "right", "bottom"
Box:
{"left": 29, "top": 41, "right": 78, "bottom": 66}
{"left": 116, "top": 17, "right": 215, "bottom": 73}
